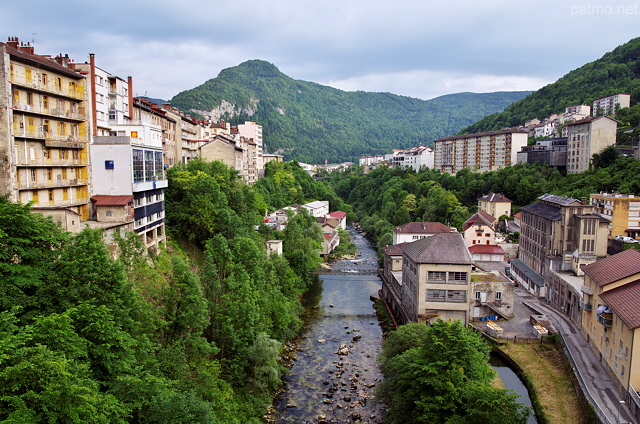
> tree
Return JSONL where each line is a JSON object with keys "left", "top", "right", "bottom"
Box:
{"left": 377, "top": 320, "right": 530, "bottom": 424}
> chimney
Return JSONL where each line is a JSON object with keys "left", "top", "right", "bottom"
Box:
{"left": 18, "top": 41, "right": 35, "bottom": 55}
{"left": 89, "top": 54, "right": 97, "bottom": 137}
{"left": 7, "top": 36, "right": 19, "bottom": 49}
{"left": 127, "top": 76, "right": 134, "bottom": 119}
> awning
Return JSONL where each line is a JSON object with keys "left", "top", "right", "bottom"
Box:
{"left": 510, "top": 259, "right": 545, "bottom": 287}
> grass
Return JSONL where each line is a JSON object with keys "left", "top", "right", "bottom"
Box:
{"left": 500, "top": 341, "right": 586, "bottom": 424}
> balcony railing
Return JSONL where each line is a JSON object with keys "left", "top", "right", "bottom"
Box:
{"left": 579, "top": 300, "right": 592, "bottom": 311}
{"left": 17, "top": 178, "right": 89, "bottom": 190}
{"left": 16, "top": 158, "right": 88, "bottom": 167}
{"left": 13, "top": 103, "right": 85, "bottom": 120}
{"left": 597, "top": 313, "right": 612, "bottom": 327}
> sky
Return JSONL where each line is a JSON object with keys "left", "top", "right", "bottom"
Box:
{"left": 2, "top": 0, "right": 639, "bottom": 102}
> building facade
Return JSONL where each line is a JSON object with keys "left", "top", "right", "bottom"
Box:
{"left": 1, "top": 38, "right": 91, "bottom": 223}
{"left": 392, "top": 221, "right": 452, "bottom": 244}
{"left": 565, "top": 116, "right": 618, "bottom": 174}
{"left": 433, "top": 128, "right": 528, "bottom": 174}
{"left": 593, "top": 93, "right": 631, "bottom": 117}
{"left": 477, "top": 192, "right": 512, "bottom": 220}
{"left": 590, "top": 193, "right": 640, "bottom": 239}
{"left": 391, "top": 146, "right": 434, "bottom": 171}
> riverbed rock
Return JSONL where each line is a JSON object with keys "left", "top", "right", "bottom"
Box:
{"left": 317, "top": 339, "right": 326, "bottom": 343}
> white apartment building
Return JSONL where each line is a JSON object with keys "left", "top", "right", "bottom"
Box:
{"left": 392, "top": 146, "right": 434, "bottom": 171}
{"left": 593, "top": 93, "right": 630, "bottom": 116}
{"left": 237, "top": 121, "right": 264, "bottom": 176}
{"left": 433, "top": 128, "right": 528, "bottom": 174}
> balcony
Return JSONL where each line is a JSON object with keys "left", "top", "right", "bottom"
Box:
{"left": 16, "top": 158, "right": 88, "bottom": 167}
{"left": 597, "top": 313, "right": 613, "bottom": 327}
{"left": 579, "top": 300, "right": 592, "bottom": 311}
{"left": 17, "top": 178, "right": 89, "bottom": 190}
{"left": 13, "top": 103, "right": 86, "bottom": 121}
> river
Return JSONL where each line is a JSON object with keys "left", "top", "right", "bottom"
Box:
{"left": 274, "top": 227, "right": 385, "bottom": 424}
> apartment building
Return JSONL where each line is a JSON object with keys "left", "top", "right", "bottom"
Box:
{"left": 391, "top": 145, "right": 434, "bottom": 171}
{"left": 517, "top": 137, "right": 568, "bottom": 169}
{"left": 433, "top": 128, "right": 528, "bottom": 174}
{"left": 565, "top": 116, "right": 618, "bottom": 174}
{"left": 0, "top": 37, "right": 90, "bottom": 229}
{"left": 590, "top": 192, "right": 640, "bottom": 239}
{"left": 593, "top": 93, "right": 631, "bottom": 117}
{"left": 580, "top": 249, "right": 640, "bottom": 411}
{"left": 236, "top": 121, "right": 264, "bottom": 176}
{"left": 391, "top": 221, "right": 452, "bottom": 244}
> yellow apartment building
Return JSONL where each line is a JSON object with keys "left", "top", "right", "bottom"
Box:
{"left": 590, "top": 192, "right": 640, "bottom": 239}
{"left": 0, "top": 37, "right": 90, "bottom": 227}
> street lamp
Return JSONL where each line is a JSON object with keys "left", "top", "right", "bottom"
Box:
{"left": 616, "top": 400, "right": 625, "bottom": 424}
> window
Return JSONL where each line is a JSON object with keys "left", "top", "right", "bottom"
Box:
{"left": 427, "top": 289, "right": 446, "bottom": 302}
{"left": 42, "top": 73, "right": 48, "bottom": 85}
{"left": 25, "top": 68, "right": 32, "bottom": 82}
{"left": 105, "top": 210, "right": 112, "bottom": 217}
{"left": 475, "top": 291, "right": 481, "bottom": 300}
{"left": 61, "top": 168, "right": 67, "bottom": 179}
{"left": 26, "top": 92, "right": 33, "bottom": 106}
{"left": 62, "top": 188, "right": 68, "bottom": 200}
{"left": 451, "top": 272, "right": 467, "bottom": 282}
{"left": 58, "top": 122, "right": 66, "bottom": 136}
{"left": 496, "top": 291, "right": 503, "bottom": 300}
{"left": 132, "top": 150, "right": 144, "bottom": 182}
{"left": 60, "top": 149, "right": 67, "bottom": 160}
{"left": 56, "top": 77, "right": 62, "bottom": 90}
{"left": 144, "top": 151, "right": 154, "bottom": 181}
{"left": 48, "top": 189, "right": 54, "bottom": 202}
{"left": 447, "top": 290, "right": 466, "bottom": 303}
{"left": 43, "top": 96, "right": 48, "bottom": 109}
{"left": 154, "top": 151, "right": 163, "bottom": 179}
{"left": 30, "top": 169, "right": 37, "bottom": 182}
{"left": 428, "top": 271, "right": 446, "bottom": 282}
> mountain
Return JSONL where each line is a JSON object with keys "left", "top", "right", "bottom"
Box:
{"left": 460, "top": 37, "right": 640, "bottom": 134}
{"left": 168, "top": 60, "right": 530, "bottom": 163}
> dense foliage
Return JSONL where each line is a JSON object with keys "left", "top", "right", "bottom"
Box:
{"left": 0, "top": 159, "right": 344, "bottom": 423}
{"left": 377, "top": 321, "right": 531, "bottom": 424}
{"left": 461, "top": 37, "right": 640, "bottom": 134}
{"left": 168, "top": 60, "right": 529, "bottom": 163}
{"left": 329, "top": 155, "right": 640, "bottom": 256}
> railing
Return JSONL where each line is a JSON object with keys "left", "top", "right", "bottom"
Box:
{"left": 17, "top": 178, "right": 89, "bottom": 190}
{"left": 597, "top": 314, "right": 613, "bottom": 327}
{"left": 11, "top": 76, "right": 85, "bottom": 100}
{"left": 16, "top": 158, "right": 88, "bottom": 167}
{"left": 13, "top": 103, "right": 85, "bottom": 120}
{"left": 579, "top": 301, "right": 593, "bottom": 311}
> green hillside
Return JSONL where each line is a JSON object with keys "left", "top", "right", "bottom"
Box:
{"left": 461, "top": 37, "right": 640, "bottom": 134}
{"left": 169, "top": 60, "right": 529, "bottom": 163}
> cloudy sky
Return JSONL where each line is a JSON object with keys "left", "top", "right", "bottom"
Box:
{"left": 2, "top": 1, "right": 638, "bottom": 101}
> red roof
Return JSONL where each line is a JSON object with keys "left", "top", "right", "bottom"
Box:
{"left": 91, "top": 195, "right": 134, "bottom": 206}
{"left": 393, "top": 222, "right": 451, "bottom": 234}
{"left": 327, "top": 211, "right": 347, "bottom": 220}
{"left": 468, "top": 245, "right": 505, "bottom": 255}
{"left": 582, "top": 249, "right": 640, "bottom": 287}
{"left": 599, "top": 280, "right": 640, "bottom": 329}
{"left": 478, "top": 193, "right": 512, "bottom": 203}
{"left": 463, "top": 211, "right": 496, "bottom": 231}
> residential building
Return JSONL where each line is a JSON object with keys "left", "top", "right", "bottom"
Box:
{"left": 321, "top": 231, "right": 340, "bottom": 256}
{"left": 263, "top": 153, "right": 283, "bottom": 165}
{"left": 514, "top": 194, "right": 608, "bottom": 302}
{"left": 326, "top": 210, "right": 347, "bottom": 230}
{"left": 478, "top": 192, "right": 512, "bottom": 220}
{"left": 90, "top": 95, "right": 168, "bottom": 253}
{"left": 462, "top": 211, "right": 497, "bottom": 247}
{"left": 565, "top": 116, "right": 618, "bottom": 174}
{"left": 593, "top": 93, "right": 631, "bottom": 117}
{"left": 590, "top": 192, "right": 640, "bottom": 239}
{"left": 359, "top": 155, "right": 385, "bottom": 166}
{"left": 391, "top": 146, "right": 434, "bottom": 171}
{"left": 302, "top": 200, "right": 329, "bottom": 218}
{"left": 433, "top": 128, "right": 528, "bottom": 174}
{"left": 531, "top": 122, "right": 556, "bottom": 139}
{"left": 468, "top": 244, "right": 506, "bottom": 262}
{"left": 381, "top": 233, "right": 474, "bottom": 324}
{"left": 265, "top": 240, "right": 283, "bottom": 257}
{"left": 580, "top": 249, "right": 640, "bottom": 409}
{"left": 470, "top": 273, "right": 514, "bottom": 319}
{"left": 392, "top": 221, "right": 452, "bottom": 244}
{"left": 564, "top": 104, "right": 591, "bottom": 123}
{"left": 236, "top": 121, "right": 264, "bottom": 176}
{"left": 0, "top": 37, "right": 91, "bottom": 224}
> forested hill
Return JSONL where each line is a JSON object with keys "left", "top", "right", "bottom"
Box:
{"left": 461, "top": 37, "right": 640, "bottom": 134}
{"left": 168, "top": 60, "right": 529, "bottom": 163}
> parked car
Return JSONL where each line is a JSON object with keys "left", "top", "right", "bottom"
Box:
{"left": 614, "top": 235, "right": 639, "bottom": 243}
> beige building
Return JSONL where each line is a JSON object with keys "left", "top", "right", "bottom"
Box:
{"left": 593, "top": 93, "right": 631, "bottom": 117}
{"left": 590, "top": 192, "right": 640, "bottom": 239}
{"left": 565, "top": 116, "right": 617, "bottom": 174}
{"left": 433, "top": 128, "right": 528, "bottom": 174}
{"left": 0, "top": 37, "right": 91, "bottom": 222}
{"left": 462, "top": 211, "right": 496, "bottom": 247}
{"left": 478, "top": 192, "right": 512, "bottom": 219}
{"left": 381, "top": 233, "right": 474, "bottom": 324}
{"left": 580, "top": 249, "right": 640, "bottom": 413}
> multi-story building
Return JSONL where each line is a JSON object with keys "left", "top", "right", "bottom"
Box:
{"left": 433, "top": 128, "right": 528, "bottom": 174}
{"left": 462, "top": 211, "right": 496, "bottom": 247}
{"left": 359, "top": 155, "right": 385, "bottom": 166}
{"left": 517, "top": 137, "right": 568, "bottom": 169}
{"left": 590, "top": 192, "right": 640, "bottom": 239}
{"left": 391, "top": 146, "right": 434, "bottom": 171}
{"left": 514, "top": 194, "right": 608, "bottom": 304}
{"left": 90, "top": 97, "right": 168, "bottom": 253}
{"left": 236, "top": 121, "right": 264, "bottom": 176}
{"left": 381, "top": 233, "right": 474, "bottom": 324}
{"left": 564, "top": 104, "right": 591, "bottom": 122}
{"left": 580, "top": 249, "right": 640, "bottom": 410}
{"left": 0, "top": 37, "right": 90, "bottom": 229}
{"left": 593, "top": 93, "right": 631, "bottom": 117}
{"left": 565, "top": 116, "right": 618, "bottom": 174}
{"left": 477, "top": 192, "right": 512, "bottom": 220}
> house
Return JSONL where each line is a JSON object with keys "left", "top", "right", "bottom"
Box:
{"left": 326, "top": 210, "right": 347, "bottom": 230}
{"left": 265, "top": 240, "right": 283, "bottom": 257}
{"left": 302, "top": 200, "right": 329, "bottom": 218}
{"left": 321, "top": 231, "right": 340, "bottom": 256}
{"left": 463, "top": 211, "right": 497, "bottom": 247}
{"left": 470, "top": 272, "right": 514, "bottom": 320}
{"left": 580, "top": 249, "right": 640, "bottom": 412}
{"left": 391, "top": 145, "right": 434, "bottom": 171}
{"left": 381, "top": 233, "right": 474, "bottom": 324}
{"left": 392, "top": 221, "right": 452, "bottom": 244}
{"left": 477, "top": 193, "right": 512, "bottom": 220}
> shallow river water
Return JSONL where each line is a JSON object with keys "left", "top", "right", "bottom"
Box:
{"left": 274, "top": 228, "right": 385, "bottom": 424}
